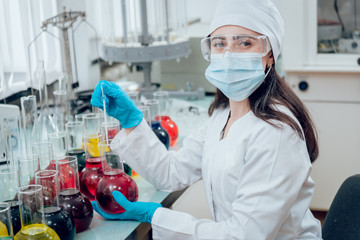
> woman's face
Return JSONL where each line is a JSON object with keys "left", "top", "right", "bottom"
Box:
{"left": 211, "top": 25, "right": 274, "bottom": 70}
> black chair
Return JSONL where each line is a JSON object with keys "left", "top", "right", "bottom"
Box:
{"left": 322, "top": 174, "right": 360, "bottom": 240}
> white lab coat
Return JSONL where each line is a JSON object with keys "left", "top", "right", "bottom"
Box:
{"left": 112, "top": 106, "right": 322, "bottom": 240}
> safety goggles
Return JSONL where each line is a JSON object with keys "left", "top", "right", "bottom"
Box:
{"left": 200, "top": 34, "right": 271, "bottom": 61}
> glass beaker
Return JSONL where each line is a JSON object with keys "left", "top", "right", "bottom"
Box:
{"left": 32, "top": 142, "right": 54, "bottom": 170}
{"left": 79, "top": 134, "right": 103, "bottom": 201}
{"left": 0, "top": 167, "right": 20, "bottom": 236}
{"left": 83, "top": 113, "right": 101, "bottom": 136}
{"left": 95, "top": 139, "right": 138, "bottom": 214}
{"left": 153, "top": 91, "right": 179, "bottom": 147}
{"left": 0, "top": 202, "right": 13, "bottom": 239}
{"left": 20, "top": 95, "right": 38, "bottom": 154}
{"left": 56, "top": 156, "right": 93, "bottom": 233}
{"left": 100, "top": 121, "right": 120, "bottom": 140}
{"left": 18, "top": 154, "right": 40, "bottom": 186}
{"left": 36, "top": 60, "right": 56, "bottom": 142}
{"left": 74, "top": 114, "right": 85, "bottom": 123}
{"left": 144, "top": 100, "right": 170, "bottom": 149}
{"left": 35, "top": 170, "right": 75, "bottom": 240}
{"left": 66, "top": 122, "right": 86, "bottom": 173}
{"left": 48, "top": 132, "right": 68, "bottom": 160}
{"left": 14, "top": 185, "right": 60, "bottom": 240}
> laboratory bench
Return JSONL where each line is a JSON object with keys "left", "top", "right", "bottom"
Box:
{"left": 76, "top": 175, "right": 185, "bottom": 240}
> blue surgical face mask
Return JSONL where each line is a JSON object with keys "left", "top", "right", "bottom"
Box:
{"left": 205, "top": 53, "right": 271, "bottom": 101}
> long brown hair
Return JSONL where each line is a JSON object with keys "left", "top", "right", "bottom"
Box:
{"left": 208, "top": 65, "right": 319, "bottom": 163}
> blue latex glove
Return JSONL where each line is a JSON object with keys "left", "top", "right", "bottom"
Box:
{"left": 92, "top": 191, "right": 162, "bottom": 223}
{"left": 90, "top": 80, "right": 143, "bottom": 128}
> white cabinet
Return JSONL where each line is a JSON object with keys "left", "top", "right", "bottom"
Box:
{"left": 279, "top": 0, "right": 360, "bottom": 210}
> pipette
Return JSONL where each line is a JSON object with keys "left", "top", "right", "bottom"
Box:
{"left": 101, "top": 84, "right": 109, "bottom": 143}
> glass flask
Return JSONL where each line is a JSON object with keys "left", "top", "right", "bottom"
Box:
{"left": 144, "top": 99, "right": 170, "bottom": 149}
{"left": 0, "top": 167, "right": 21, "bottom": 236}
{"left": 83, "top": 113, "right": 101, "bottom": 136}
{"left": 35, "top": 170, "right": 75, "bottom": 240}
{"left": 20, "top": 95, "right": 38, "bottom": 154}
{"left": 0, "top": 202, "right": 13, "bottom": 239}
{"left": 153, "top": 91, "right": 179, "bottom": 147}
{"left": 32, "top": 142, "right": 54, "bottom": 170}
{"left": 48, "top": 132, "right": 68, "bottom": 160}
{"left": 56, "top": 156, "right": 93, "bottom": 233}
{"left": 66, "top": 122, "right": 86, "bottom": 173}
{"left": 18, "top": 154, "right": 40, "bottom": 186}
{"left": 100, "top": 121, "right": 120, "bottom": 140}
{"left": 14, "top": 185, "right": 60, "bottom": 240}
{"left": 95, "top": 139, "right": 138, "bottom": 214}
{"left": 79, "top": 134, "right": 103, "bottom": 201}
{"left": 35, "top": 60, "right": 56, "bottom": 142}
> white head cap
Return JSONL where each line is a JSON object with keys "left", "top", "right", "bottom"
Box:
{"left": 207, "top": 0, "right": 284, "bottom": 62}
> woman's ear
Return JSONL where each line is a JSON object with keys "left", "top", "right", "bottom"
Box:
{"left": 267, "top": 52, "right": 274, "bottom": 68}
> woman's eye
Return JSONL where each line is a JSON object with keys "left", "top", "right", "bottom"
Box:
{"left": 238, "top": 40, "right": 251, "bottom": 47}
{"left": 212, "top": 41, "right": 226, "bottom": 48}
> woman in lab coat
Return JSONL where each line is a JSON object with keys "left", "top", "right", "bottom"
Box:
{"left": 90, "top": 0, "right": 322, "bottom": 239}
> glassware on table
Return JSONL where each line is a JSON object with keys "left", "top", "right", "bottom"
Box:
{"left": 20, "top": 95, "right": 38, "bottom": 154}
{"left": 35, "top": 170, "right": 75, "bottom": 240}
{"left": 56, "top": 156, "right": 93, "bottom": 233}
{"left": 95, "top": 139, "right": 138, "bottom": 214}
{"left": 35, "top": 60, "right": 56, "bottom": 142}
{"left": 153, "top": 91, "right": 179, "bottom": 147}
{"left": 144, "top": 99, "right": 170, "bottom": 149}
{"left": 18, "top": 154, "right": 40, "bottom": 186}
{"left": 137, "top": 105, "right": 151, "bottom": 126}
{"left": 48, "top": 132, "right": 68, "bottom": 160}
{"left": 0, "top": 202, "right": 13, "bottom": 239}
{"left": 74, "top": 114, "right": 85, "bottom": 123}
{"left": 0, "top": 167, "right": 21, "bottom": 236}
{"left": 14, "top": 185, "right": 60, "bottom": 240}
{"left": 32, "top": 142, "right": 54, "bottom": 170}
{"left": 53, "top": 86, "right": 69, "bottom": 132}
{"left": 79, "top": 134, "right": 103, "bottom": 201}
{"left": 126, "top": 91, "right": 140, "bottom": 105}
{"left": 83, "top": 113, "right": 101, "bottom": 136}
{"left": 66, "top": 122, "right": 86, "bottom": 173}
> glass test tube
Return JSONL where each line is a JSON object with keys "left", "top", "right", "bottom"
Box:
{"left": 20, "top": 95, "right": 38, "bottom": 154}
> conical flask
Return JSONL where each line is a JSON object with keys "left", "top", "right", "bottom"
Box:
{"left": 35, "top": 60, "right": 56, "bottom": 142}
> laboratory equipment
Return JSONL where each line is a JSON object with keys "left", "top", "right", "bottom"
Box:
{"left": 32, "top": 142, "right": 54, "bottom": 170}
{"left": 48, "top": 132, "right": 68, "bottom": 160}
{"left": 57, "top": 156, "right": 93, "bottom": 233}
{"left": 138, "top": 105, "right": 151, "bottom": 126}
{"left": 18, "top": 154, "right": 40, "bottom": 186}
{"left": 66, "top": 121, "right": 86, "bottom": 172}
{"left": 53, "top": 87, "right": 69, "bottom": 132}
{"left": 79, "top": 134, "right": 103, "bottom": 201}
{"left": 95, "top": 139, "right": 138, "bottom": 214}
{"left": 144, "top": 99, "right": 170, "bottom": 149}
{"left": 20, "top": 96, "right": 38, "bottom": 155}
{"left": 0, "top": 122, "right": 12, "bottom": 168}
{"left": 14, "top": 185, "right": 60, "bottom": 240}
{"left": 153, "top": 91, "right": 178, "bottom": 147}
{"left": 0, "top": 167, "right": 20, "bottom": 236}
{"left": 101, "top": 0, "right": 197, "bottom": 99}
{"left": 100, "top": 122, "right": 120, "bottom": 140}
{"left": 83, "top": 113, "right": 101, "bottom": 136}
{"left": 0, "top": 202, "right": 13, "bottom": 239}
{"left": 127, "top": 92, "right": 140, "bottom": 105}
{"left": 35, "top": 170, "right": 76, "bottom": 240}
{"left": 35, "top": 60, "right": 56, "bottom": 141}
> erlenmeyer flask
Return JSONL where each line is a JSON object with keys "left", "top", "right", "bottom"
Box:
{"left": 0, "top": 202, "right": 13, "bottom": 239}
{"left": 0, "top": 167, "right": 21, "bottom": 235}
{"left": 95, "top": 139, "right": 138, "bottom": 214}
{"left": 144, "top": 99, "right": 170, "bottom": 149}
{"left": 57, "top": 156, "right": 93, "bottom": 233}
{"left": 35, "top": 170, "right": 75, "bottom": 240}
{"left": 79, "top": 134, "right": 103, "bottom": 201}
{"left": 14, "top": 185, "right": 60, "bottom": 240}
{"left": 153, "top": 91, "right": 179, "bottom": 147}
{"left": 66, "top": 122, "right": 86, "bottom": 173}
{"left": 35, "top": 60, "right": 56, "bottom": 142}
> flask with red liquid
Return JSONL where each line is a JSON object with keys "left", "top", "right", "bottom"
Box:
{"left": 95, "top": 139, "right": 138, "bottom": 214}
{"left": 79, "top": 134, "right": 103, "bottom": 201}
{"left": 35, "top": 170, "right": 75, "bottom": 240}
{"left": 57, "top": 156, "right": 93, "bottom": 233}
{"left": 153, "top": 91, "right": 179, "bottom": 147}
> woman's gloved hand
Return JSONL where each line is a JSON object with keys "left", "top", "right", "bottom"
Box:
{"left": 91, "top": 191, "right": 162, "bottom": 223}
{"left": 90, "top": 80, "right": 143, "bottom": 128}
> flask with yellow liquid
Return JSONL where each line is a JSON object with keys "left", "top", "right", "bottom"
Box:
{"left": 0, "top": 202, "right": 13, "bottom": 239}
